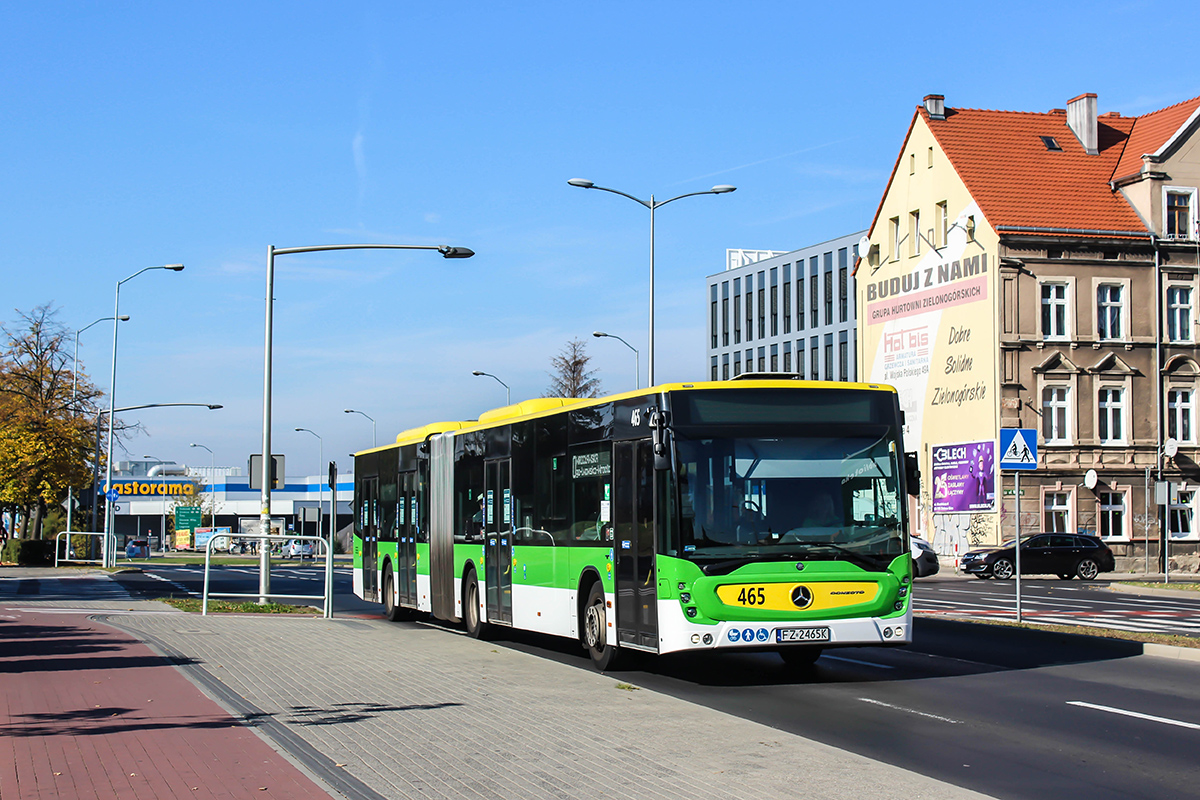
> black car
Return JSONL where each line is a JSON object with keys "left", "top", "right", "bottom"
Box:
{"left": 911, "top": 536, "right": 940, "bottom": 578}
{"left": 960, "top": 533, "right": 1115, "bottom": 581}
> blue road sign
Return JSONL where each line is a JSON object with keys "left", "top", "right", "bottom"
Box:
{"left": 106, "top": 488, "right": 120, "bottom": 502}
{"left": 999, "top": 428, "right": 1038, "bottom": 470}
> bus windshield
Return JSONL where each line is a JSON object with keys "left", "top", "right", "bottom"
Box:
{"left": 672, "top": 427, "right": 904, "bottom": 572}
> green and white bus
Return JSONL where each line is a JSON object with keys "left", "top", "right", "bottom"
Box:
{"left": 352, "top": 379, "right": 918, "bottom": 669}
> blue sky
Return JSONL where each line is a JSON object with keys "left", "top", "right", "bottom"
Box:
{"left": 2, "top": 1, "right": 1195, "bottom": 477}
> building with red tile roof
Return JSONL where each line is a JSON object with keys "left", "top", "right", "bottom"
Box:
{"left": 858, "top": 92, "right": 1200, "bottom": 572}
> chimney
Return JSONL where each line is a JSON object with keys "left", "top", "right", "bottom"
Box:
{"left": 924, "top": 94, "right": 945, "bottom": 120}
{"left": 1067, "top": 93, "right": 1098, "bottom": 155}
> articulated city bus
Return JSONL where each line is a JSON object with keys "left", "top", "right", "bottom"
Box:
{"left": 352, "top": 380, "right": 918, "bottom": 670}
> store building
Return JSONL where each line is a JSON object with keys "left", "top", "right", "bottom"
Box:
{"left": 707, "top": 235, "right": 864, "bottom": 381}
{"left": 102, "top": 459, "right": 352, "bottom": 547}
{"left": 857, "top": 92, "right": 1200, "bottom": 572}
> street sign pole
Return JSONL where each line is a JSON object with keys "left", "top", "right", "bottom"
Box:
{"left": 999, "top": 428, "right": 1038, "bottom": 624}
{"left": 1015, "top": 471, "right": 1021, "bottom": 622}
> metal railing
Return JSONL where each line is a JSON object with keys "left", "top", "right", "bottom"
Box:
{"left": 54, "top": 531, "right": 105, "bottom": 567}
{"left": 202, "top": 533, "right": 333, "bottom": 618}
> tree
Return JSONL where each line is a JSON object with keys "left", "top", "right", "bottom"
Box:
{"left": 546, "top": 338, "right": 602, "bottom": 399}
{"left": 0, "top": 305, "right": 105, "bottom": 539}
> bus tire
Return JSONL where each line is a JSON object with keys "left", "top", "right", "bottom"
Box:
{"left": 582, "top": 583, "right": 622, "bottom": 671}
{"left": 382, "top": 564, "right": 404, "bottom": 622}
{"left": 778, "top": 647, "right": 823, "bottom": 668}
{"left": 463, "top": 571, "right": 490, "bottom": 639}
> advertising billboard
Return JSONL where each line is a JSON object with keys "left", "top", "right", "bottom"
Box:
{"left": 931, "top": 440, "right": 996, "bottom": 513}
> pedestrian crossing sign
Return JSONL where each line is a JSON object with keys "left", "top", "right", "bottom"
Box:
{"left": 999, "top": 428, "right": 1038, "bottom": 470}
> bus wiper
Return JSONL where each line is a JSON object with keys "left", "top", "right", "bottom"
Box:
{"left": 700, "top": 555, "right": 797, "bottom": 576}
{"left": 799, "top": 542, "right": 880, "bottom": 571}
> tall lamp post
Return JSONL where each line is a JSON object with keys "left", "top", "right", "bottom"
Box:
{"left": 103, "top": 264, "right": 185, "bottom": 565}
{"left": 97, "top": 402, "right": 221, "bottom": 566}
{"left": 471, "top": 370, "right": 510, "bottom": 405}
{"left": 294, "top": 428, "right": 324, "bottom": 540}
{"left": 568, "top": 179, "right": 735, "bottom": 386}
{"left": 67, "top": 314, "right": 129, "bottom": 535}
{"left": 190, "top": 443, "right": 215, "bottom": 532}
{"left": 259, "top": 243, "right": 473, "bottom": 604}
{"left": 592, "top": 331, "right": 639, "bottom": 390}
{"left": 344, "top": 409, "right": 377, "bottom": 448}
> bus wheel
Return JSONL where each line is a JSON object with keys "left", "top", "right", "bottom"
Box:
{"left": 583, "top": 583, "right": 621, "bottom": 671}
{"left": 382, "top": 564, "right": 404, "bottom": 622}
{"left": 778, "top": 647, "right": 823, "bottom": 669}
{"left": 463, "top": 573, "right": 490, "bottom": 639}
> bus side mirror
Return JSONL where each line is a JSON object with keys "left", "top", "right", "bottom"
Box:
{"left": 651, "top": 408, "right": 672, "bottom": 471}
{"left": 904, "top": 451, "right": 920, "bottom": 497}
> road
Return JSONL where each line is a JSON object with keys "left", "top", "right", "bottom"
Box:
{"left": 109, "top": 563, "right": 1200, "bottom": 800}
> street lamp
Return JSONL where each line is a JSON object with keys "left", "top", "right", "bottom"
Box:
{"left": 592, "top": 331, "right": 639, "bottom": 391}
{"left": 344, "top": 408, "right": 377, "bottom": 448}
{"left": 67, "top": 314, "right": 129, "bottom": 535}
{"left": 190, "top": 443, "right": 215, "bottom": 530}
{"left": 143, "top": 454, "right": 168, "bottom": 554}
{"left": 102, "top": 264, "right": 185, "bottom": 565}
{"left": 568, "top": 178, "right": 735, "bottom": 385}
{"left": 259, "top": 243, "right": 473, "bottom": 604}
{"left": 294, "top": 428, "right": 324, "bottom": 540}
{"left": 471, "top": 370, "right": 510, "bottom": 405}
{"left": 96, "top": 402, "right": 220, "bottom": 566}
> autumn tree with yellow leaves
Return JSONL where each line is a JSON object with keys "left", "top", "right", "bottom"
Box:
{"left": 0, "top": 305, "right": 106, "bottom": 540}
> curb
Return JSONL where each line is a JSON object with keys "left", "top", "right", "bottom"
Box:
{"left": 1105, "top": 582, "right": 1200, "bottom": 600}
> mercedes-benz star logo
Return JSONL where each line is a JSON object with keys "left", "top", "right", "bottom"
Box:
{"left": 790, "top": 585, "right": 813, "bottom": 609}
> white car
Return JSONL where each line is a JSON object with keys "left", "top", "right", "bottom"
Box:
{"left": 282, "top": 539, "right": 315, "bottom": 559}
{"left": 910, "top": 536, "right": 940, "bottom": 577}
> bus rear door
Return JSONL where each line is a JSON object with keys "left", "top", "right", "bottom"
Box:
{"left": 397, "top": 470, "right": 418, "bottom": 607}
{"left": 484, "top": 459, "right": 513, "bottom": 625}
{"left": 614, "top": 439, "right": 658, "bottom": 651}
{"left": 361, "top": 475, "right": 379, "bottom": 602}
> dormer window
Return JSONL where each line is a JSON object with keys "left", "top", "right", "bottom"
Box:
{"left": 1040, "top": 136, "right": 1063, "bottom": 151}
{"left": 1166, "top": 188, "right": 1196, "bottom": 239}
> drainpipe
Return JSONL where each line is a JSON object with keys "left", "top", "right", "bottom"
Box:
{"left": 1154, "top": 236, "right": 1164, "bottom": 573}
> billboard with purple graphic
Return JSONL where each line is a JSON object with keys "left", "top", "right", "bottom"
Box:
{"left": 931, "top": 440, "right": 995, "bottom": 513}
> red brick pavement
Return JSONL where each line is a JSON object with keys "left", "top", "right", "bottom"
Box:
{"left": 0, "top": 609, "right": 333, "bottom": 800}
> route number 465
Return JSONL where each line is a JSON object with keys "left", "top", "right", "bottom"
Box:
{"left": 737, "top": 587, "right": 766, "bottom": 605}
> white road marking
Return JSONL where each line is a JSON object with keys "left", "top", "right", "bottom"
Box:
{"left": 1068, "top": 701, "right": 1200, "bottom": 731}
{"left": 858, "top": 697, "right": 961, "bottom": 723}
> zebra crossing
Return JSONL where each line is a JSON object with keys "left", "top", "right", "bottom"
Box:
{"left": 914, "top": 581, "right": 1200, "bottom": 638}
{"left": 0, "top": 574, "right": 136, "bottom": 601}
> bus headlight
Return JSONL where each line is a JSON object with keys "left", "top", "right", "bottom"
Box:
{"left": 680, "top": 592, "right": 691, "bottom": 603}
{"left": 686, "top": 607, "right": 698, "bottom": 618}
{"left": 894, "top": 601, "right": 904, "bottom": 611}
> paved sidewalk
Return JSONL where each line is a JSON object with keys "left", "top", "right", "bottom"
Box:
{"left": 0, "top": 606, "right": 335, "bottom": 800}
{"left": 2, "top": 570, "right": 994, "bottom": 800}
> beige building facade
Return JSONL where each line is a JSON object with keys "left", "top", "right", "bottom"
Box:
{"left": 859, "top": 93, "right": 1200, "bottom": 572}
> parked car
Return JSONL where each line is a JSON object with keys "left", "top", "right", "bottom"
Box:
{"left": 960, "top": 533, "right": 1115, "bottom": 581}
{"left": 282, "top": 539, "right": 314, "bottom": 559}
{"left": 125, "top": 539, "right": 150, "bottom": 560}
{"left": 910, "top": 536, "right": 940, "bottom": 577}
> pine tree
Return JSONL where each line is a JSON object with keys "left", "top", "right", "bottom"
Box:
{"left": 546, "top": 338, "right": 602, "bottom": 399}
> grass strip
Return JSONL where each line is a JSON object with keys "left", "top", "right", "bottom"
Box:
{"left": 162, "top": 597, "right": 320, "bottom": 614}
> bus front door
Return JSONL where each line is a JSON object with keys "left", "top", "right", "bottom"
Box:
{"left": 484, "top": 459, "right": 513, "bottom": 625}
{"left": 397, "top": 471, "right": 418, "bottom": 607}
{"left": 361, "top": 476, "right": 379, "bottom": 602}
{"left": 614, "top": 439, "right": 658, "bottom": 651}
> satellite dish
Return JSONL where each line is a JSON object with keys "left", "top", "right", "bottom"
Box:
{"left": 857, "top": 235, "right": 871, "bottom": 256}
{"left": 1165, "top": 439, "right": 1179, "bottom": 459}
{"left": 1083, "top": 469, "right": 1098, "bottom": 490}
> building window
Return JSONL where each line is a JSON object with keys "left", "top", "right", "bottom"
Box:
{"left": 757, "top": 347, "right": 766, "bottom": 373}
{"left": 824, "top": 333, "right": 833, "bottom": 381}
{"left": 810, "top": 257, "right": 819, "bottom": 328}
{"left": 1044, "top": 491, "right": 1071, "bottom": 533}
{"left": 722, "top": 354, "right": 729, "bottom": 380}
{"left": 1099, "top": 491, "right": 1127, "bottom": 540}
{"left": 927, "top": 146, "right": 934, "bottom": 169}
{"left": 733, "top": 351, "right": 741, "bottom": 377}
{"left": 710, "top": 284, "right": 719, "bottom": 349}
{"left": 823, "top": 252, "right": 833, "bottom": 325}
{"left": 839, "top": 332, "right": 848, "bottom": 381}
{"left": 770, "top": 343, "right": 778, "bottom": 372}
{"left": 745, "top": 276, "right": 754, "bottom": 342}
{"left": 1041, "top": 282, "right": 1069, "bottom": 339}
{"left": 1097, "top": 387, "right": 1124, "bottom": 444}
{"left": 909, "top": 153, "right": 915, "bottom": 175}
{"left": 810, "top": 337, "right": 819, "bottom": 380}
{"left": 783, "top": 341, "right": 791, "bottom": 372}
{"left": 1169, "top": 490, "right": 1195, "bottom": 540}
{"left": 711, "top": 356, "right": 718, "bottom": 381}
{"left": 1096, "top": 284, "right": 1123, "bottom": 340}
{"left": 757, "top": 270, "right": 766, "bottom": 339}
{"left": 744, "top": 349, "right": 753, "bottom": 374}
{"left": 936, "top": 201, "right": 948, "bottom": 247}
{"left": 1166, "top": 188, "right": 1196, "bottom": 239}
{"left": 796, "top": 346, "right": 805, "bottom": 380}
{"left": 838, "top": 249, "right": 848, "bottom": 323}
{"left": 1168, "top": 286, "right": 1193, "bottom": 342}
{"left": 770, "top": 267, "right": 779, "bottom": 337}
{"left": 910, "top": 210, "right": 921, "bottom": 256}
{"left": 890, "top": 217, "right": 900, "bottom": 260}
{"left": 1168, "top": 388, "right": 1194, "bottom": 443}
{"left": 782, "top": 265, "right": 791, "bottom": 335}
{"left": 796, "top": 275, "right": 804, "bottom": 332}
{"left": 721, "top": 281, "right": 729, "bottom": 347}
{"left": 733, "top": 278, "right": 741, "bottom": 344}
{"left": 1042, "top": 386, "right": 1070, "bottom": 443}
